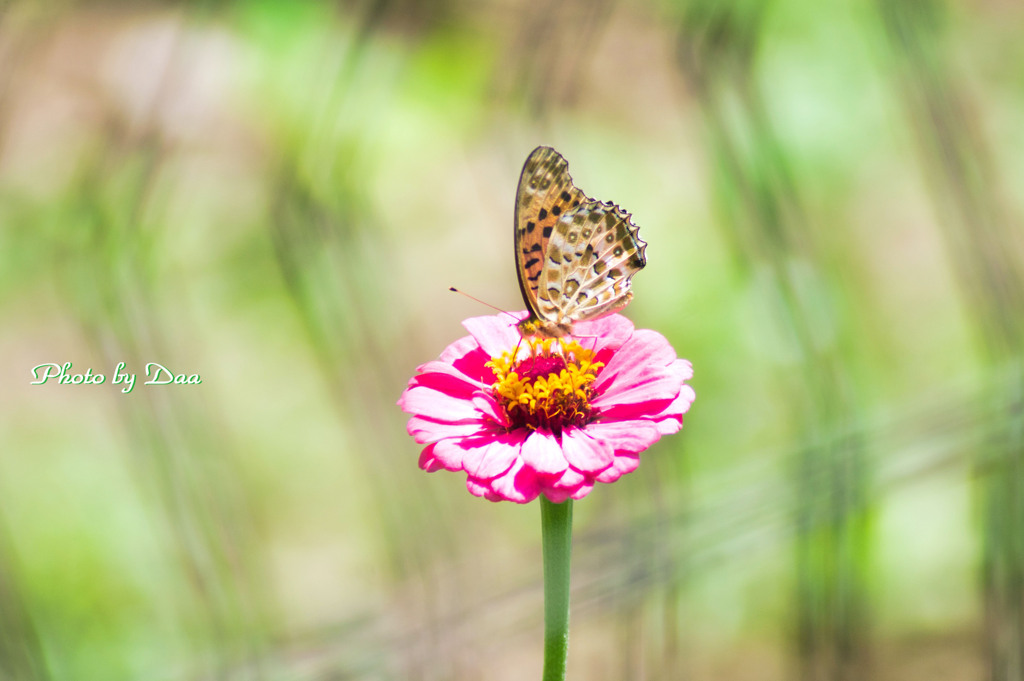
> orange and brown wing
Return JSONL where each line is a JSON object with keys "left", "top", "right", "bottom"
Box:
{"left": 513, "top": 147, "right": 587, "bottom": 323}
{"left": 544, "top": 199, "right": 647, "bottom": 323}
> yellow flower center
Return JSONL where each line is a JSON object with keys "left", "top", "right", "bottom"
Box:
{"left": 487, "top": 338, "right": 604, "bottom": 435}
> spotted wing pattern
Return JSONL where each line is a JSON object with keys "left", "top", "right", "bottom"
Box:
{"left": 513, "top": 146, "right": 647, "bottom": 338}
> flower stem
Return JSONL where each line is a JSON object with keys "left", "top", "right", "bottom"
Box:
{"left": 540, "top": 496, "right": 573, "bottom": 681}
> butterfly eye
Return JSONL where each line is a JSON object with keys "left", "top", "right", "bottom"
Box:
{"left": 581, "top": 228, "right": 592, "bottom": 239}
{"left": 567, "top": 232, "right": 578, "bottom": 244}
{"left": 614, "top": 246, "right": 624, "bottom": 257}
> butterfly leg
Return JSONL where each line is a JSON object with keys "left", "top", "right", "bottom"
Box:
{"left": 512, "top": 335, "right": 525, "bottom": 362}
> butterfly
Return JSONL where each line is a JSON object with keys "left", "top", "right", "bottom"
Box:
{"left": 513, "top": 146, "right": 647, "bottom": 338}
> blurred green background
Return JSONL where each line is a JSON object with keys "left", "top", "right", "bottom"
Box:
{"left": 1, "top": 1, "right": 1023, "bottom": 679}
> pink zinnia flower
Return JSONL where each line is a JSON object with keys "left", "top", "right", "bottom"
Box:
{"left": 398, "top": 312, "right": 695, "bottom": 503}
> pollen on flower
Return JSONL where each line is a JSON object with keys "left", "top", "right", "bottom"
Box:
{"left": 486, "top": 338, "right": 604, "bottom": 435}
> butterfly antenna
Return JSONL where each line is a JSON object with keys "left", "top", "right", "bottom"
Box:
{"left": 449, "top": 287, "right": 522, "bottom": 323}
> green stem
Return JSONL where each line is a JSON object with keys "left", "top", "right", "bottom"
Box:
{"left": 540, "top": 497, "right": 573, "bottom": 681}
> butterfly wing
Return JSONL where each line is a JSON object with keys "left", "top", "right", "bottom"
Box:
{"left": 514, "top": 147, "right": 586, "bottom": 327}
{"left": 514, "top": 146, "right": 646, "bottom": 337}
{"left": 542, "top": 199, "right": 647, "bottom": 323}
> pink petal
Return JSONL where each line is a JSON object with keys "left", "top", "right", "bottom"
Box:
{"left": 412, "top": 360, "right": 490, "bottom": 394}
{"left": 400, "top": 386, "right": 484, "bottom": 422}
{"left": 448, "top": 349, "right": 498, "bottom": 385}
{"left": 462, "top": 313, "right": 523, "bottom": 358}
{"left": 651, "top": 413, "right": 683, "bottom": 435}
{"left": 408, "top": 335, "right": 495, "bottom": 388}
{"left": 671, "top": 358, "right": 694, "bottom": 382}
{"left": 646, "top": 384, "right": 696, "bottom": 435}
{"left": 418, "top": 443, "right": 443, "bottom": 472}
{"left": 584, "top": 420, "right": 661, "bottom": 455}
{"left": 406, "top": 416, "right": 487, "bottom": 445}
{"left": 594, "top": 329, "right": 676, "bottom": 392}
{"left": 569, "top": 481, "right": 595, "bottom": 500}
{"left": 593, "top": 399, "right": 678, "bottom": 427}
{"left": 573, "top": 313, "right": 634, "bottom": 352}
{"left": 591, "top": 373, "right": 685, "bottom": 412}
{"left": 437, "top": 335, "right": 478, "bottom": 363}
{"left": 595, "top": 452, "right": 640, "bottom": 483}
{"left": 594, "top": 359, "right": 694, "bottom": 427}
{"left": 430, "top": 438, "right": 468, "bottom": 471}
{"left": 676, "top": 382, "right": 696, "bottom": 411}
{"left": 520, "top": 430, "right": 568, "bottom": 476}
{"left": 534, "top": 466, "right": 587, "bottom": 503}
{"left": 466, "top": 477, "right": 491, "bottom": 499}
{"left": 560, "top": 427, "right": 614, "bottom": 473}
{"left": 463, "top": 433, "right": 520, "bottom": 479}
{"left": 488, "top": 458, "right": 541, "bottom": 503}
{"left": 554, "top": 466, "right": 586, "bottom": 488}
{"left": 472, "top": 392, "right": 508, "bottom": 426}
